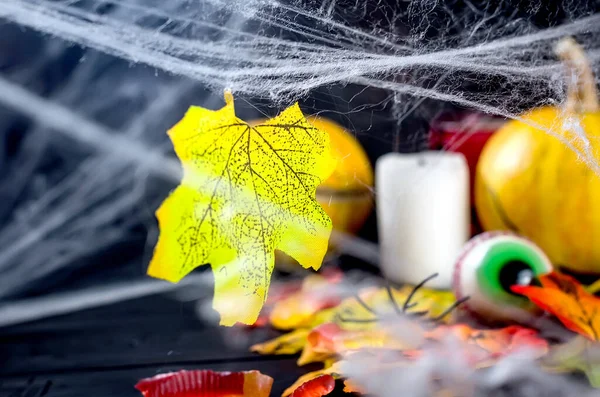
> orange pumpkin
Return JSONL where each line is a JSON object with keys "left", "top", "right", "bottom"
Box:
{"left": 475, "top": 37, "right": 600, "bottom": 275}
{"left": 250, "top": 116, "right": 373, "bottom": 268}
{"left": 307, "top": 116, "right": 373, "bottom": 237}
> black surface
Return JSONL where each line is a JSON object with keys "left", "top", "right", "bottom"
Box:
{"left": 0, "top": 293, "right": 341, "bottom": 397}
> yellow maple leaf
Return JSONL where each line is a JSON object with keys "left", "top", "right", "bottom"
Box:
{"left": 148, "top": 91, "right": 336, "bottom": 326}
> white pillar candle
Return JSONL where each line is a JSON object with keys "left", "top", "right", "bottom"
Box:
{"left": 376, "top": 151, "right": 470, "bottom": 289}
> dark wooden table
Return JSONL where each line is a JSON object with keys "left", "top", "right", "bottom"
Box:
{"left": 0, "top": 292, "right": 343, "bottom": 397}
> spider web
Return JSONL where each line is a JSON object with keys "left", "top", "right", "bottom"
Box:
{"left": 0, "top": 0, "right": 598, "bottom": 306}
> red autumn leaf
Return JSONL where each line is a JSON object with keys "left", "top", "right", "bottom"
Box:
{"left": 135, "top": 370, "right": 273, "bottom": 397}
{"left": 290, "top": 375, "right": 336, "bottom": 397}
{"left": 307, "top": 323, "right": 343, "bottom": 351}
{"left": 512, "top": 272, "right": 600, "bottom": 341}
{"left": 282, "top": 364, "right": 343, "bottom": 397}
{"left": 297, "top": 323, "right": 343, "bottom": 365}
{"left": 422, "top": 324, "right": 548, "bottom": 366}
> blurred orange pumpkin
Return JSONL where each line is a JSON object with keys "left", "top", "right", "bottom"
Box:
{"left": 250, "top": 116, "right": 373, "bottom": 268}
{"left": 475, "top": 37, "right": 600, "bottom": 275}
{"left": 307, "top": 116, "right": 373, "bottom": 237}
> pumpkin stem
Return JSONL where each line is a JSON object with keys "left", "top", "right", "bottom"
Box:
{"left": 555, "top": 37, "right": 599, "bottom": 113}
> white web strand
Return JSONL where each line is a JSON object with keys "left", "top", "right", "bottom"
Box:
{"left": 1, "top": 1, "right": 598, "bottom": 95}
{"left": 1, "top": 1, "right": 600, "bottom": 168}
{"left": 0, "top": 272, "right": 212, "bottom": 328}
{"left": 0, "top": 74, "right": 380, "bottom": 299}
{"left": 0, "top": 0, "right": 599, "bottom": 324}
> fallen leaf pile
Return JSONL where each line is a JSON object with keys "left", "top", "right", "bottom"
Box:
{"left": 135, "top": 271, "right": 600, "bottom": 397}
{"left": 147, "top": 91, "right": 337, "bottom": 326}
{"left": 250, "top": 273, "right": 549, "bottom": 396}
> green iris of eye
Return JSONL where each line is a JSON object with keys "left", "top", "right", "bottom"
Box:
{"left": 476, "top": 240, "right": 548, "bottom": 307}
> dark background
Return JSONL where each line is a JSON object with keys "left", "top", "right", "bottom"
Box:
{"left": 1, "top": 0, "right": 599, "bottom": 396}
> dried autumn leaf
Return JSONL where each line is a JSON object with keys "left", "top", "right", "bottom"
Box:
{"left": 281, "top": 322, "right": 547, "bottom": 397}
{"left": 148, "top": 91, "right": 337, "bottom": 326}
{"left": 334, "top": 284, "right": 457, "bottom": 331}
{"left": 290, "top": 375, "right": 336, "bottom": 397}
{"left": 342, "top": 379, "right": 363, "bottom": 394}
{"left": 297, "top": 322, "right": 418, "bottom": 366}
{"left": 423, "top": 324, "right": 548, "bottom": 367}
{"left": 282, "top": 363, "right": 342, "bottom": 397}
{"left": 270, "top": 273, "right": 343, "bottom": 330}
{"left": 512, "top": 272, "right": 600, "bottom": 340}
{"left": 250, "top": 311, "right": 338, "bottom": 358}
{"left": 297, "top": 323, "right": 342, "bottom": 365}
{"left": 245, "top": 269, "right": 344, "bottom": 329}
{"left": 240, "top": 277, "right": 305, "bottom": 328}
{"left": 250, "top": 329, "right": 311, "bottom": 355}
{"left": 135, "top": 369, "right": 273, "bottom": 397}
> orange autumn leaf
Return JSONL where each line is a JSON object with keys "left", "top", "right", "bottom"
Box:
{"left": 297, "top": 323, "right": 341, "bottom": 365}
{"left": 342, "top": 379, "right": 363, "bottom": 394}
{"left": 250, "top": 329, "right": 311, "bottom": 355}
{"left": 290, "top": 375, "right": 336, "bottom": 397}
{"left": 241, "top": 267, "right": 342, "bottom": 329}
{"left": 135, "top": 370, "right": 273, "bottom": 397}
{"left": 422, "top": 324, "right": 548, "bottom": 367}
{"left": 244, "top": 279, "right": 304, "bottom": 328}
{"left": 281, "top": 322, "right": 547, "bottom": 396}
{"left": 297, "top": 322, "right": 417, "bottom": 366}
{"left": 250, "top": 310, "right": 338, "bottom": 358}
{"left": 270, "top": 273, "right": 343, "bottom": 330}
{"left": 282, "top": 364, "right": 342, "bottom": 397}
{"left": 512, "top": 272, "right": 600, "bottom": 341}
{"left": 424, "top": 324, "right": 546, "bottom": 353}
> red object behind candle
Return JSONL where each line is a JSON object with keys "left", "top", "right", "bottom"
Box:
{"left": 428, "top": 112, "right": 505, "bottom": 235}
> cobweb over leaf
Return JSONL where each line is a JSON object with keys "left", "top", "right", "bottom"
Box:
{"left": 2, "top": 0, "right": 600, "bottom": 164}
{"left": 148, "top": 91, "right": 336, "bottom": 325}
{"left": 0, "top": 0, "right": 598, "bottom": 306}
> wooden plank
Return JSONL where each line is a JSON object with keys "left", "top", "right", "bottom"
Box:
{"left": 0, "top": 286, "right": 347, "bottom": 397}
{"left": 0, "top": 295, "right": 286, "bottom": 375}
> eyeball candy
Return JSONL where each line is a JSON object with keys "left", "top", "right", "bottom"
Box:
{"left": 452, "top": 231, "right": 553, "bottom": 323}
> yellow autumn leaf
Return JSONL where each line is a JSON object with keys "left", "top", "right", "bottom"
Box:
{"left": 148, "top": 91, "right": 337, "bottom": 326}
{"left": 250, "top": 329, "right": 311, "bottom": 355}
{"left": 282, "top": 363, "right": 342, "bottom": 397}
{"left": 270, "top": 273, "right": 342, "bottom": 330}
{"left": 333, "top": 284, "right": 457, "bottom": 331}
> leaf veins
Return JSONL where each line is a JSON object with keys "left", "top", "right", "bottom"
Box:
{"left": 147, "top": 91, "right": 337, "bottom": 326}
